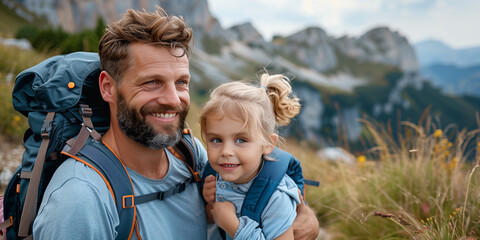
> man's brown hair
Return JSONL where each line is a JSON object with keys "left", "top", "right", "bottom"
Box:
{"left": 98, "top": 6, "right": 193, "bottom": 83}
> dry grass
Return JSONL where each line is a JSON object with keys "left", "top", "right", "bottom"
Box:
{"left": 286, "top": 116, "right": 480, "bottom": 239}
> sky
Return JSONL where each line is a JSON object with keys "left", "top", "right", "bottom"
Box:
{"left": 208, "top": 0, "right": 480, "bottom": 49}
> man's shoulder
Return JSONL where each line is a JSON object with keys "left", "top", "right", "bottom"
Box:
{"left": 49, "top": 158, "right": 111, "bottom": 192}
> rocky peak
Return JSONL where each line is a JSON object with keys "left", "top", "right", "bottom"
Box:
{"left": 227, "top": 22, "right": 265, "bottom": 44}
{"left": 276, "top": 27, "right": 338, "bottom": 72}
{"left": 336, "top": 26, "right": 419, "bottom": 72}
{"left": 157, "top": 0, "right": 231, "bottom": 51}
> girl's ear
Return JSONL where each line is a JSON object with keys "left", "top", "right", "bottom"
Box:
{"left": 263, "top": 134, "right": 278, "bottom": 155}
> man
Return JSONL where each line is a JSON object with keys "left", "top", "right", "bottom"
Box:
{"left": 33, "top": 7, "right": 319, "bottom": 240}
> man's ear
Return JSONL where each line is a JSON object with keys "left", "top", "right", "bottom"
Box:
{"left": 99, "top": 71, "right": 116, "bottom": 103}
{"left": 263, "top": 134, "right": 278, "bottom": 155}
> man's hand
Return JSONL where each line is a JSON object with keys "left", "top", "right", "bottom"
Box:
{"left": 293, "top": 190, "right": 319, "bottom": 240}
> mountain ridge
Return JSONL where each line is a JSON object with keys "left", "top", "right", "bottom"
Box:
{"left": 5, "top": 0, "right": 479, "bottom": 149}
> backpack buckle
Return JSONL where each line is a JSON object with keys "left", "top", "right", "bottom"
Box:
{"left": 81, "top": 123, "right": 93, "bottom": 133}
{"left": 122, "top": 195, "right": 134, "bottom": 208}
{"left": 41, "top": 119, "right": 53, "bottom": 138}
{"left": 79, "top": 105, "right": 92, "bottom": 117}
{"left": 193, "top": 172, "right": 201, "bottom": 182}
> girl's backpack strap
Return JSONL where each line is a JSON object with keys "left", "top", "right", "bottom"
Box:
{"left": 241, "top": 147, "right": 295, "bottom": 226}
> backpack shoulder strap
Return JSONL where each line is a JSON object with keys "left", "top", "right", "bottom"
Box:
{"left": 17, "top": 112, "right": 55, "bottom": 238}
{"left": 62, "top": 140, "right": 136, "bottom": 240}
{"left": 241, "top": 147, "right": 297, "bottom": 225}
{"left": 168, "top": 128, "right": 201, "bottom": 182}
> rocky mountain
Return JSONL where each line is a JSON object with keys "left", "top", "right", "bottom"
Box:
{"left": 420, "top": 64, "right": 480, "bottom": 97}
{"left": 414, "top": 39, "right": 480, "bottom": 67}
{"left": 6, "top": 0, "right": 479, "bottom": 150}
{"left": 414, "top": 40, "right": 480, "bottom": 97}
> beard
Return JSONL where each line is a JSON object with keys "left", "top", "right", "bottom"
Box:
{"left": 116, "top": 93, "right": 188, "bottom": 149}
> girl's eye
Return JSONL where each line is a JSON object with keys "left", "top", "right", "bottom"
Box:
{"left": 211, "top": 138, "right": 222, "bottom": 143}
{"left": 235, "top": 138, "right": 246, "bottom": 144}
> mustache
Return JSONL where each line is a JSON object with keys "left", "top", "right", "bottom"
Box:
{"left": 140, "top": 103, "right": 187, "bottom": 115}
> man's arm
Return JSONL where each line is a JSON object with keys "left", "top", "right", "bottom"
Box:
{"left": 292, "top": 192, "right": 319, "bottom": 240}
{"left": 33, "top": 160, "right": 118, "bottom": 239}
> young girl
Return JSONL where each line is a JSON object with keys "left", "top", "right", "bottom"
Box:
{"left": 200, "top": 73, "right": 302, "bottom": 240}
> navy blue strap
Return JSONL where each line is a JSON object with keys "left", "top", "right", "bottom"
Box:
{"left": 304, "top": 179, "right": 320, "bottom": 187}
{"left": 285, "top": 151, "right": 305, "bottom": 196}
{"left": 173, "top": 134, "right": 197, "bottom": 172}
{"left": 78, "top": 141, "right": 135, "bottom": 240}
{"left": 134, "top": 176, "right": 193, "bottom": 204}
{"left": 241, "top": 147, "right": 291, "bottom": 225}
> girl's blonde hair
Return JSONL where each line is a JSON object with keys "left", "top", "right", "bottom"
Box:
{"left": 200, "top": 73, "right": 301, "bottom": 146}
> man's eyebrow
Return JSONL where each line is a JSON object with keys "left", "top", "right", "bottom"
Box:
{"left": 177, "top": 73, "right": 191, "bottom": 79}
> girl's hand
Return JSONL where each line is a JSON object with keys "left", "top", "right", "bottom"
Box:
{"left": 211, "top": 201, "right": 239, "bottom": 238}
{"left": 202, "top": 175, "right": 216, "bottom": 203}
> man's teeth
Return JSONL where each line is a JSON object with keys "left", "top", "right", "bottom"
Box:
{"left": 151, "top": 113, "right": 176, "bottom": 118}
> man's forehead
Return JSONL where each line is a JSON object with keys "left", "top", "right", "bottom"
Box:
{"left": 170, "top": 47, "right": 188, "bottom": 58}
{"left": 129, "top": 43, "right": 189, "bottom": 64}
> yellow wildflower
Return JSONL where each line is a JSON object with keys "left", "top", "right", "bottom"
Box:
{"left": 357, "top": 155, "right": 366, "bottom": 163}
{"left": 448, "top": 157, "right": 457, "bottom": 169}
{"left": 433, "top": 129, "right": 442, "bottom": 138}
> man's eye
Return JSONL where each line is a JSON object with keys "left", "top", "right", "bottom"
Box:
{"left": 177, "top": 79, "right": 188, "bottom": 85}
{"left": 145, "top": 80, "right": 158, "bottom": 85}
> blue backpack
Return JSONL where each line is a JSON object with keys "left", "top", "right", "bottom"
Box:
{"left": 0, "top": 52, "right": 201, "bottom": 240}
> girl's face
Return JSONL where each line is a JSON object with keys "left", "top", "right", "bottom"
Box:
{"left": 204, "top": 114, "right": 275, "bottom": 184}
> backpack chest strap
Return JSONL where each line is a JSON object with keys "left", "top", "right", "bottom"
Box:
{"left": 127, "top": 176, "right": 195, "bottom": 207}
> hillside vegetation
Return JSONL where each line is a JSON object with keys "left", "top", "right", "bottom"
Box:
{"left": 282, "top": 114, "right": 480, "bottom": 239}
{"left": 0, "top": 44, "right": 51, "bottom": 141}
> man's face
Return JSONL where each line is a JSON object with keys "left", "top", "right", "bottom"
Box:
{"left": 115, "top": 43, "right": 191, "bottom": 149}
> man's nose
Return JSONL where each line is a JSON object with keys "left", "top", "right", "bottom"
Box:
{"left": 157, "top": 83, "right": 181, "bottom": 107}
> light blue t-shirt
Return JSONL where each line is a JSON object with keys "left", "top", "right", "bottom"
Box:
{"left": 33, "top": 138, "right": 208, "bottom": 240}
{"left": 214, "top": 173, "right": 301, "bottom": 240}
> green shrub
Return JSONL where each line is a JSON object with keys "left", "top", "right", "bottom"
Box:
{"left": 15, "top": 18, "right": 105, "bottom": 54}
{"left": 0, "top": 77, "right": 27, "bottom": 141}
{"left": 0, "top": 45, "right": 50, "bottom": 141}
